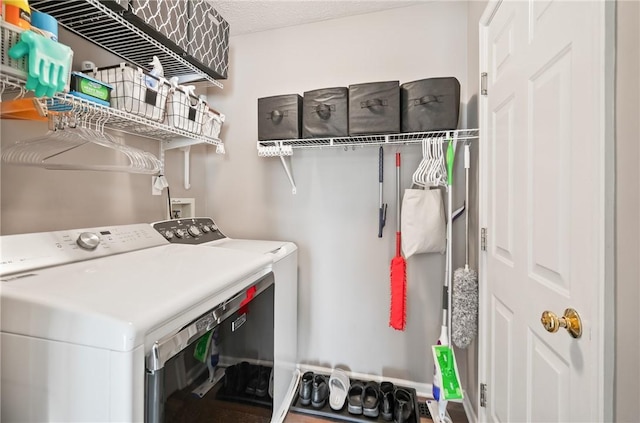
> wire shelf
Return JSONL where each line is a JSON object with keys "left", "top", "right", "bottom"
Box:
{"left": 0, "top": 74, "right": 25, "bottom": 94}
{"left": 46, "top": 93, "right": 223, "bottom": 146}
{"left": 257, "top": 128, "right": 479, "bottom": 156}
{"left": 28, "top": 0, "right": 224, "bottom": 89}
{"left": 1, "top": 74, "right": 223, "bottom": 150}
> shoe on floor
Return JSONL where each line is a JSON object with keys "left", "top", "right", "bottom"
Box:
{"left": 299, "top": 371, "right": 314, "bottom": 406}
{"left": 347, "top": 381, "right": 365, "bottom": 415}
{"left": 328, "top": 368, "right": 350, "bottom": 411}
{"left": 393, "top": 388, "right": 414, "bottom": 423}
{"left": 311, "top": 374, "right": 329, "bottom": 408}
{"left": 268, "top": 367, "right": 274, "bottom": 399}
{"left": 235, "top": 361, "right": 251, "bottom": 394}
{"left": 258, "top": 366, "right": 270, "bottom": 397}
{"left": 362, "top": 381, "right": 380, "bottom": 418}
{"left": 379, "top": 381, "right": 395, "bottom": 421}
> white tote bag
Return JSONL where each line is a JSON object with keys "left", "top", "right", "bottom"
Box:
{"left": 401, "top": 188, "right": 446, "bottom": 257}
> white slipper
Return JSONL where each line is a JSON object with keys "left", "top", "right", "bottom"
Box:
{"left": 328, "top": 368, "right": 350, "bottom": 411}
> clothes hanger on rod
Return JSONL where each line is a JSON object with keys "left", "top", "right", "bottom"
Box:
{"left": 1, "top": 107, "right": 162, "bottom": 174}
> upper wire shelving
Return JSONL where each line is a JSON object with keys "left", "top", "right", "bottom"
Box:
{"left": 28, "top": 0, "right": 223, "bottom": 89}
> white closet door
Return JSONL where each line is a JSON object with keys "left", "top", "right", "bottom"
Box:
{"left": 479, "top": 1, "right": 613, "bottom": 421}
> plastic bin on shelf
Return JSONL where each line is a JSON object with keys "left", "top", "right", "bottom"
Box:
{"left": 91, "top": 63, "right": 170, "bottom": 122}
{"left": 165, "top": 83, "right": 207, "bottom": 134}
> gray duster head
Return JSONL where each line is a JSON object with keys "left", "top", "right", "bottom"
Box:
{"left": 452, "top": 267, "right": 478, "bottom": 349}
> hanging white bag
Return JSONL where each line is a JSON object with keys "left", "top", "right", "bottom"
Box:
{"left": 401, "top": 187, "right": 446, "bottom": 257}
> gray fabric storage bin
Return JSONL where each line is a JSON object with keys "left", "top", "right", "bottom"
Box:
{"left": 258, "top": 94, "right": 303, "bottom": 140}
{"left": 348, "top": 81, "right": 400, "bottom": 135}
{"left": 110, "top": 0, "right": 230, "bottom": 80}
{"left": 188, "top": 0, "right": 230, "bottom": 80}
{"left": 401, "top": 77, "right": 461, "bottom": 132}
{"left": 130, "top": 0, "right": 190, "bottom": 53}
{"left": 303, "top": 87, "right": 349, "bottom": 138}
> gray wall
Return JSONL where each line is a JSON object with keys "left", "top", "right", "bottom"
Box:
{"left": 615, "top": 1, "right": 640, "bottom": 421}
{"left": 205, "top": 2, "right": 472, "bottom": 386}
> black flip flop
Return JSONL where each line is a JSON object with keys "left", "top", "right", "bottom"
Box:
{"left": 347, "top": 381, "right": 365, "bottom": 415}
{"left": 362, "top": 381, "right": 380, "bottom": 418}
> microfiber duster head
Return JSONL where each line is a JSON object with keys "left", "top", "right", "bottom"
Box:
{"left": 390, "top": 254, "right": 407, "bottom": 331}
{"left": 452, "top": 267, "right": 478, "bottom": 348}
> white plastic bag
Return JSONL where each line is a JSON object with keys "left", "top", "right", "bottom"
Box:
{"left": 401, "top": 188, "right": 446, "bottom": 257}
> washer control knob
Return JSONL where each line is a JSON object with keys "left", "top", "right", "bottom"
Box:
{"left": 188, "top": 225, "right": 201, "bottom": 237}
{"left": 163, "top": 231, "right": 174, "bottom": 240}
{"left": 202, "top": 225, "right": 210, "bottom": 233}
{"left": 175, "top": 229, "right": 185, "bottom": 238}
{"left": 211, "top": 224, "right": 218, "bottom": 231}
{"left": 77, "top": 232, "right": 100, "bottom": 250}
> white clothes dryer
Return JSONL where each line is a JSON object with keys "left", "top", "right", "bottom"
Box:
{"left": 151, "top": 217, "right": 299, "bottom": 422}
{"left": 0, "top": 223, "right": 274, "bottom": 422}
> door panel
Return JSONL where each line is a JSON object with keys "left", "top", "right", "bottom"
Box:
{"left": 529, "top": 47, "right": 572, "bottom": 292}
{"left": 492, "top": 96, "right": 515, "bottom": 264}
{"left": 528, "top": 330, "right": 570, "bottom": 422}
{"left": 491, "top": 297, "right": 514, "bottom": 422}
{"left": 481, "top": 0, "right": 609, "bottom": 421}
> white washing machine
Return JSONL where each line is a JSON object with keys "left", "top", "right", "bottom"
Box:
{"left": 151, "top": 217, "right": 299, "bottom": 422}
{"left": 0, "top": 223, "right": 276, "bottom": 422}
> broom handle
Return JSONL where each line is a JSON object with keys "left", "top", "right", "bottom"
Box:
{"left": 396, "top": 152, "right": 401, "bottom": 256}
{"left": 465, "top": 144, "right": 470, "bottom": 268}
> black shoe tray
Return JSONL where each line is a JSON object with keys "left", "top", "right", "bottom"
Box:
{"left": 289, "top": 374, "right": 421, "bottom": 423}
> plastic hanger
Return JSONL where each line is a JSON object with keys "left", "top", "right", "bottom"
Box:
{"left": 1, "top": 113, "right": 161, "bottom": 174}
{"left": 412, "top": 138, "right": 428, "bottom": 188}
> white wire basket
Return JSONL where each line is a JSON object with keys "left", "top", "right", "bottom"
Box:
{"left": 1, "top": 20, "right": 30, "bottom": 80}
{"left": 202, "top": 106, "right": 225, "bottom": 139}
{"left": 165, "top": 86, "right": 207, "bottom": 134}
{"left": 91, "top": 63, "right": 171, "bottom": 122}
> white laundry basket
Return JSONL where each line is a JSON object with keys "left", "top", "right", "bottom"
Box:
{"left": 92, "top": 63, "right": 170, "bottom": 122}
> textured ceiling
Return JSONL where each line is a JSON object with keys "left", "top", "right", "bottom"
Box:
{"left": 209, "top": 1, "right": 423, "bottom": 37}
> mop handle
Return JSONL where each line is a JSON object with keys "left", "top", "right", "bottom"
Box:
{"left": 396, "top": 153, "right": 401, "bottom": 232}
{"left": 465, "top": 144, "right": 470, "bottom": 267}
{"left": 379, "top": 146, "right": 383, "bottom": 206}
{"left": 396, "top": 152, "right": 401, "bottom": 255}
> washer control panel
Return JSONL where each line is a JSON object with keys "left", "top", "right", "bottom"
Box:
{"left": 0, "top": 224, "right": 167, "bottom": 277}
{"left": 152, "top": 218, "right": 226, "bottom": 245}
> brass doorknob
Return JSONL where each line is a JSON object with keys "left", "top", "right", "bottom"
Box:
{"left": 540, "top": 308, "right": 582, "bottom": 338}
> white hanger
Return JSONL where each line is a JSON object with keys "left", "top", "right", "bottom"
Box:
{"left": 412, "top": 138, "right": 429, "bottom": 188}
{"left": 1, "top": 113, "right": 161, "bottom": 174}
